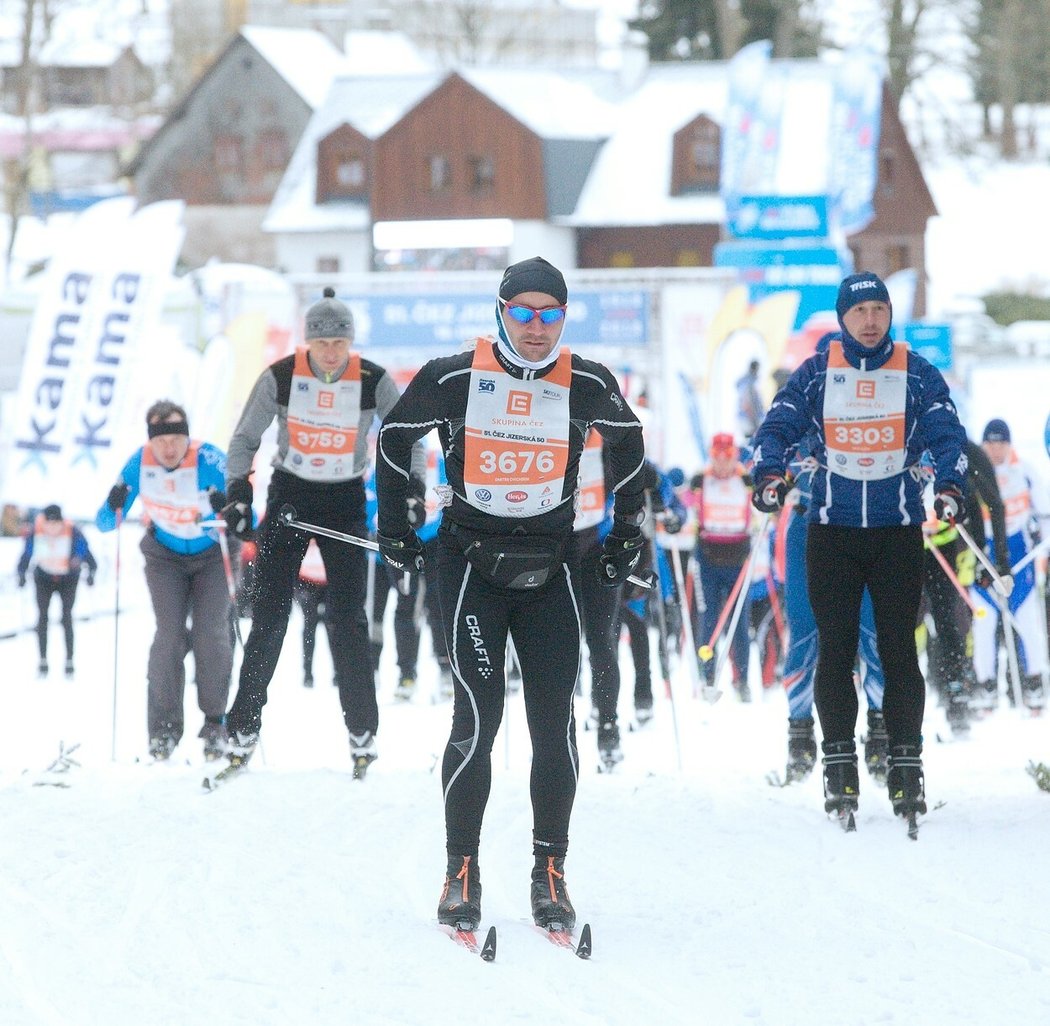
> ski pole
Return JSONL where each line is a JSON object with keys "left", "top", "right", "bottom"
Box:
{"left": 923, "top": 535, "right": 987, "bottom": 618}
{"left": 669, "top": 547, "right": 711, "bottom": 702}
{"left": 1010, "top": 535, "right": 1050, "bottom": 577}
{"left": 697, "top": 545, "right": 754, "bottom": 661}
{"left": 955, "top": 519, "right": 1025, "bottom": 705}
{"left": 277, "top": 503, "right": 414, "bottom": 596}
{"left": 646, "top": 496, "right": 681, "bottom": 769}
{"left": 111, "top": 509, "right": 122, "bottom": 762}
{"left": 709, "top": 514, "right": 771, "bottom": 702}
{"left": 211, "top": 520, "right": 244, "bottom": 648}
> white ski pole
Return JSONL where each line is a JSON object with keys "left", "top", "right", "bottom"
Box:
{"left": 955, "top": 520, "right": 1024, "bottom": 706}
{"left": 709, "top": 514, "right": 771, "bottom": 703}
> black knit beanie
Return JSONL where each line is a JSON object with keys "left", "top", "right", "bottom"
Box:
{"left": 498, "top": 257, "right": 568, "bottom": 305}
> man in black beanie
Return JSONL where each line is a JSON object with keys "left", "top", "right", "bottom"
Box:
{"left": 375, "top": 256, "right": 646, "bottom": 937}
{"left": 750, "top": 270, "right": 968, "bottom": 836}
{"left": 219, "top": 287, "right": 426, "bottom": 780}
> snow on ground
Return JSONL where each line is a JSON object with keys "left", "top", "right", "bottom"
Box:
{"left": 1, "top": 528, "right": 1049, "bottom": 1026}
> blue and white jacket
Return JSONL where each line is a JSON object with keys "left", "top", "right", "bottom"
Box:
{"left": 751, "top": 332, "right": 967, "bottom": 528}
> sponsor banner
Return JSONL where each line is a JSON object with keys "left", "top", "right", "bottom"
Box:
{"left": 720, "top": 40, "right": 774, "bottom": 209}
{"left": 902, "top": 323, "right": 952, "bottom": 371}
{"left": 346, "top": 289, "right": 648, "bottom": 351}
{"left": 714, "top": 240, "right": 847, "bottom": 331}
{"left": 829, "top": 48, "right": 884, "bottom": 235}
{"left": 727, "top": 194, "right": 829, "bottom": 240}
{"left": 4, "top": 199, "right": 185, "bottom": 517}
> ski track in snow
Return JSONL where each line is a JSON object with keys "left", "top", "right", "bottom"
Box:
{"left": 0, "top": 529, "right": 1049, "bottom": 1025}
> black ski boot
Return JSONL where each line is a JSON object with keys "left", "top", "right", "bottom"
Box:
{"left": 438, "top": 854, "right": 481, "bottom": 930}
{"left": 199, "top": 718, "right": 228, "bottom": 761}
{"left": 822, "top": 740, "right": 859, "bottom": 830}
{"left": 785, "top": 716, "right": 817, "bottom": 782}
{"left": 1022, "top": 675, "right": 1046, "bottom": 714}
{"left": 531, "top": 855, "right": 576, "bottom": 931}
{"left": 887, "top": 744, "right": 927, "bottom": 817}
{"left": 597, "top": 721, "right": 623, "bottom": 772}
{"left": 863, "top": 709, "right": 889, "bottom": 782}
{"left": 945, "top": 681, "right": 971, "bottom": 735}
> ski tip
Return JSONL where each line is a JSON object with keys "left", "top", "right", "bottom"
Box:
{"left": 480, "top": 925, "right": 497, "bottom": 962}
{"left": 576, "top": 922, "right": 592, "bottom": 959}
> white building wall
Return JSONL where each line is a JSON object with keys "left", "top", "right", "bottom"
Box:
{"left": 274, "top": 230, "right": 372, "bottom": 275}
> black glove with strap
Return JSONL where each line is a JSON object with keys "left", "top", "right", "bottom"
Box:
{"left": 933, "top": 485, "right": 965, "bottom": 525}
{"left": 752, "top": 475, "right": 788, "bottom": 514}
{"left": 221, "top": 478, "right": 253, "bottom": 539}
{"left": 377, "top": 529, "right": 425, "bottom": 576}
{"left": 597, "top": 528, "right": 644, "bottom": 588}
{"left": 208, "top": 486, "right": 227, "bottom": 515}
{"left": 107, "top": 482, "right": 130, "bottom": 512}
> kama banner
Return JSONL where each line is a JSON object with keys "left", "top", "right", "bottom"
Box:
{"left": 4, "top": 198, "right": 185, "bottom": 518}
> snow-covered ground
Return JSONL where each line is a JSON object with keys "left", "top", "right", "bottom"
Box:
{"left": 1, "top": 528, "right": 1048, "bottom": 1026}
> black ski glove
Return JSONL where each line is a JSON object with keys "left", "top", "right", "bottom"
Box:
{"left": 208, "top": 487, "right": 227, "bottom": 514}
{"left": 107, "top": 482, "right": 130, "bottom": 512}
{"left": 86, "top": 570, "right": 96, "bottom": 587}
{"left": 17, "top": 571, "right": 26, "bottom": 588}
{"left": 222, "top": 479, "right": 254, "bottom": 539}
{"left": 377, "top": 530, "right": 425, "bottom": 576}
{"left": 598, "top": 528, "right": 644, "bottom": 587}
{"left": 933, "top": 485, "right": 965, "bottom": 525}
{"left": 752, "top": 475, "right": 788, "bottom": 513}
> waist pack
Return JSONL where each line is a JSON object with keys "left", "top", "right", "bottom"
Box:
{"left": 450, "top": 525, "right": 563, "bottom": 590}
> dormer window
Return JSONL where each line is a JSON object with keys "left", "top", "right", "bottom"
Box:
{"left": 671, "top": 114, "right": 721, "bottom": 194}
{"left": 338, "top": 157, "right": 366, "bottom": 189}
{"left": 316, "top": 123, "right": 372, "bottom": 202}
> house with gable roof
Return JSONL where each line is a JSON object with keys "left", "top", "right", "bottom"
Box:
{"left": 126, "top": 25, "right": 345, "bottom": 267}
{"left": 265, "top": 54, "right": 936, "bottom": 313}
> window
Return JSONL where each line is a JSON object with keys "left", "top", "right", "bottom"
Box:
{"left": 214, "top": 134, "right": 243, "bottom": 173}
{"left": 337, "top": 157, "right": 365, "bottom": 189}
{"left": 672, "top": 115, "right": 721, "bottom": 194}
{"left": 429, "top": 154, "right": 451, "bottom": 192}
{"left": 468, "top": 155, "right": 495, "bottom": 194}
{"left": 258, "top": 129, "right": 289, "bottom": 171}
{"left": 886, "top": 244, "right": 909, "bottom": 274}
{"left": 880, "top": 149, "right": 896, "bottom": 196}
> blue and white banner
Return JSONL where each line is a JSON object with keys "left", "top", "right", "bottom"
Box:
{"left": 720, "top": 40, "right": 774, "bottom": 210}
{"left": 4, "top": 199, "right": 185, "bottom": 517}
{"left": 348, "top": 289, "right": 649, "bottom": 351}
{"left": 828, "top": 48, "right": 884, "bottom": 235}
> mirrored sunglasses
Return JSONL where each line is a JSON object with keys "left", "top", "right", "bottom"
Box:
{"left": 500, "top": 298, "right": 567, "bottom": 325}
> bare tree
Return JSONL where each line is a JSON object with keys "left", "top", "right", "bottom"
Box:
{"left": 4, "top": 0, "right": 39, "bottom": 277}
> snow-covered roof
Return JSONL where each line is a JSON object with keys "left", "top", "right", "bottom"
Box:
{"left": 263, "top": 71, "right": 443, "bottom": 234}
{"left": 566, "top": 62, "right": 728, "bottom": 227}
{"left": 461, "top": 67, "right": 619, "bottom": 140}
{"left": 342, "top": 30, "right": 432, "bottom": 75}
{"left": 239, "top": 26, "right": 347, "bottom": 109}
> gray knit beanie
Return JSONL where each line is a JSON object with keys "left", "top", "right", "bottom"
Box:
{"left": 305, "top": 287, "right": 353, "bottom": 340}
